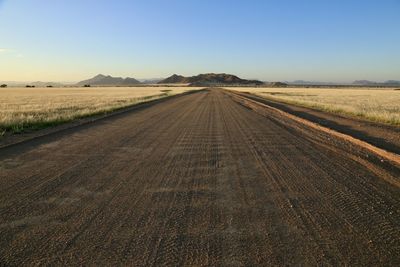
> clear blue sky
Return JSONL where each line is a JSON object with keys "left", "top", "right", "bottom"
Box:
{"left": 0, "top": 0, "right": 399, "bottom": 82}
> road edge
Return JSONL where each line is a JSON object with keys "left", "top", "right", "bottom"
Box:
{"left": 0, "top": 89, "right": 205, "bottom": 150}
{"left": 224, "top": 89, "right": 400, "bottom": 167}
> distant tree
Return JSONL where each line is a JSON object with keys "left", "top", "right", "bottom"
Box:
{"left": 25, "top": 85, "right": 35, "bottom": 88}
{"left": 84, "top": 84, "right": 91, "bottom": 87}
{"left": 46, "top": 85, "right": 53, "bottom": 88}
{"left": 0, "top": 84, "right": 7, "bottom": 88}
{"left": 26, "top": 85, "right": 31, "bottom": 88}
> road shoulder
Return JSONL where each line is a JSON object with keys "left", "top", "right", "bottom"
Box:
{"left": 0, "top": 89, "right": 204, "bottom": 150}
{"left": 227, "top": 90, "right": 400, "bottom": 155}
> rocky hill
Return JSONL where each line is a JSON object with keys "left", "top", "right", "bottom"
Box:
{"left": 77, "top": 74, "right": 141, "bottom": 86}
{"left": 158, "top": 73, "right": 264, "bottom": 86}
{"left": 159, "top": 74, "right": 187, "bottom": 84}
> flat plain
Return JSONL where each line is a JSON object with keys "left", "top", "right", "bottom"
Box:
{"left": 229, "top": 87, "right": 400, "bottom": 125}
{"left": 0, "top": 89, "right": 399, "bottom": 266}
{"left": 0, "top": 87, "right": 200, "bottom": 134}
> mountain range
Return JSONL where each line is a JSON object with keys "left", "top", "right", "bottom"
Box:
{"left": 76, "top": 74, "right": 141, "bottom": 86}
{"left": 352, "top": 80, "right": 400, "bottom": 86}
{"left": 138, "top": 78, "right": 163, "bottom": 84}
{"left": 2, "top": 75, "right": 399, "bottom": 87}
{"left": 289, "top": 80, "right": 341, "bottom": 86}
{"left": 158, "top": 73, "right": 264, "bottom": 86}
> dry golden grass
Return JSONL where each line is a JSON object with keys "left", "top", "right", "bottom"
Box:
{"left": 228, "top": 87, "right": 400, "bottom": 125}
{"left": 0, "top": 87, "right": 201, "bottom": 134}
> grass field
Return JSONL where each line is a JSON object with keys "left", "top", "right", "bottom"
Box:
{"left": 229, "top": 87, "right": 400, "bottom": 126}
{"left": 0, "top": 87, "right": 200, "bottom": 134}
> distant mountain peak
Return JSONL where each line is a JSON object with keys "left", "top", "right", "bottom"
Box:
{"left": 158, "top": 73, "right": 263, "bottom": 86}
{"left": 77, "top": 74, "right": 141, "bottom": 86}
{"left": 353, "top": 80, "right": 376, "bottom": 85}
{"left": 385, "top": 80, "right": 400, "bottom": 85}
{"left": 352, "top": 80, "right": 400, "bottom": 86}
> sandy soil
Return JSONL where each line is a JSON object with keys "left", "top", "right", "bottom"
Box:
{"left": 0, "top": 89, "right": 399, "bottom": 266}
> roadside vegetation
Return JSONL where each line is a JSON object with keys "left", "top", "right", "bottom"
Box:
{"left": 229, "top": 87, "right": 400, "bottom": 126}
{"left": 0, "top": 87, "right": 200, "bottom": 135}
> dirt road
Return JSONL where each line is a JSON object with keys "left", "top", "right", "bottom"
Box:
{"left": 1, "top": 89, "right": 399, "bottom": 266}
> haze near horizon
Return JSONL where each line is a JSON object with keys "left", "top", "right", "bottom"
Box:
{"left": 0, "top": 0, "right": 399, "bottom": 83}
